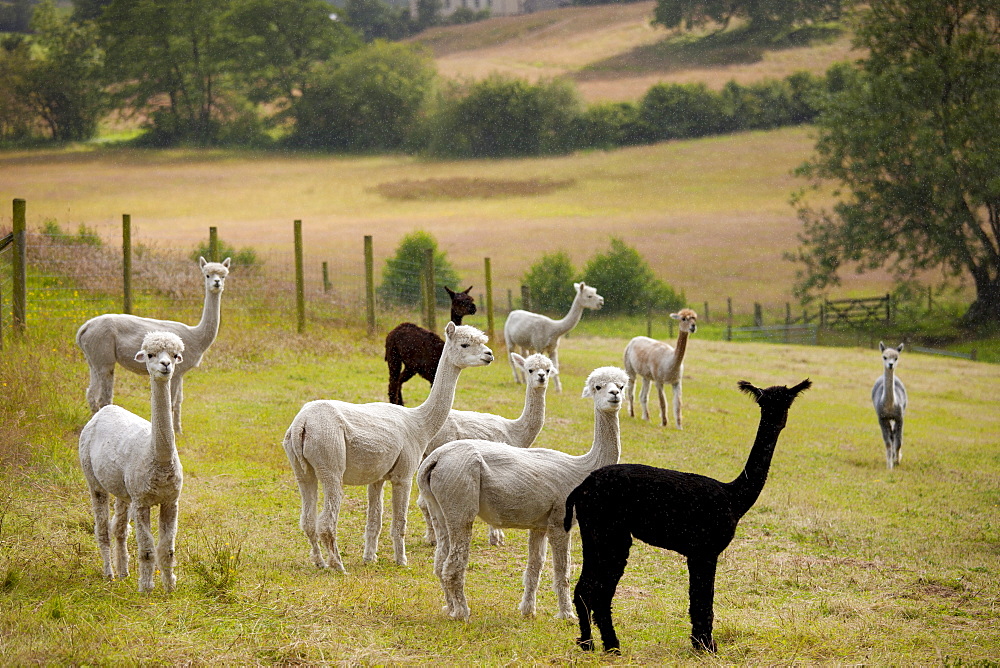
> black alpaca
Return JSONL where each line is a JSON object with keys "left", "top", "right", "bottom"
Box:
{"left": 564, "top": 378, "right": 811, "bottom": 653}
{"left": 385, "top": 286, "right": 476, "bottom": 405}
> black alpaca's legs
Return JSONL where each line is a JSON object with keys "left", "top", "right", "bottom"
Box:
{"left": 687, "top": 555, "right": 719, "bottom": 652}
{"left": 575, "top": 530, "right": 631, "bottom": 653}
{"left": 387, "top": 355, "right": 403, "bottom": 404}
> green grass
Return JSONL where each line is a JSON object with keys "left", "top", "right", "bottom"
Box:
{"left": 1, "top": 288, "right": 998, "bottom": 664}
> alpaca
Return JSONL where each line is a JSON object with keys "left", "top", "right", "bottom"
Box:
{"left": 385, "top": 286, "right": 477, "bottom": 405}
{"left": 623, "top": 308, "right": 698, "bottom": 428}
{"left": 872, "top": 342, "right": 907, "bottom": 470}
{"left": 76, "top": 256, "right": 231, "bottom": 433}
{"left": 504, "top": 282, "right": 604, "bottom": 392}
{"left": 418, "top": 366, "right": 628, "bottom": 622}
{"left": 564, "top": 378, "right": 811, "bottom": 653}
{"left": 418, "top": 352, "right": 555, "bottom": 547}
{"left": 283, "top": 322, "right": 493, "bottom": 573}
{"left": 78, "top": 331, "right": 187, "bottom": 593}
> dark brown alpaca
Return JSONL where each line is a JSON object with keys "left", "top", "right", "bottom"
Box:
{"left": 385, "top": 286, "right": 476, "bottom": 405}
{"left": 564, "top": 378, "right": 811, "bottom": 653}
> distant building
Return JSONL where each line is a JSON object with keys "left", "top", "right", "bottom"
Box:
{"left": 410, "top": 0, "right": 565, "bottom": 19}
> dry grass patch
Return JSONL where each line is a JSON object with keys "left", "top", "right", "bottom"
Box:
{"left": 373, "top": 177, "right": 575, "bottom": 200}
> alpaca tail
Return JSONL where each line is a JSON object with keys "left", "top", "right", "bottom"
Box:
{"left": 563, "top": 485, "right": 579, "bottom": 532}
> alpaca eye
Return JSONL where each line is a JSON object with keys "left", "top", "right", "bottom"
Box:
{"left": 595, "top": 385, "right": 602, "bottom": 391}
{"left": 461, "top": 343, "right": 469, "bottom": 348}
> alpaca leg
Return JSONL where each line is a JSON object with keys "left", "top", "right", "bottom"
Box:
{"left": 417, "top": 493, "right": 436, "bottom": 545}
{"left": 549, "top": 348, "right": 563, "bottom": 392}
{"left": 389, "top": 476, "right": 411, "bottom": 566}
{"left": 441, "top": 517, "right": 475, "bottom": 620}
{"left": 573, "top": 568, "right": 596, "bottom": 651}
{"left": 638, "top": 377, "right": 651, "bottom": 421}
{"left": 687, "top": 555, "right": 719, "bottom": 652}
{"left": 488, "top": 525, "right": 505, "bottom": 546}
{"left": 170, "top": 376, "right": 184, "bottom": 434}
{"left": 895, "top": 419, "right": 903, "bottom": 465}
{"left": 625, "top": 372, "right": 636, "bottom": 418}
{"left": 672, "top": 381, "right": 683, "bottom": 430}
{"left": 89, "top": 487, "right": 113, "bottom": 579}
{"left": 156, "top": 500, "right": 179, "bottom": 592}
{"left": 519, "top": 528, "right": 548, "bottom": 617}
{"left": 132, "top": 505, "right": 156, "bottom": 592}
{"left": 582, "top": 528, "right": 631, "bottom": 653}
{"left": 879, "top": 419, "right": 895, "bottom": 470}
{"left": 655, "top": 380, "right": 668, "bottom": 427}
{"left": 292, "top": 466, "right": 328, "bottom": 569}
{"left": 363, "top": 480, "right": 385, "bottom": 564}
{"left": 507, "top": 345, "right": 524, "bottom": 384}
{"left": 395, "top": 366, "right": 419, "bottom": 406}
{"left": 387, "top": 354, "right": 403, "bottom": 405}
{"left": 317, "top": 476, "right": 347, "bottom": 573}
{"left": 111, "top": 495, "right": 131, "bottom": 578}
{"left": 548, "top": 528, "right": 576, "bottom": 620}
{"left": 86, "top": 363, "right": 114, "bottom": 413}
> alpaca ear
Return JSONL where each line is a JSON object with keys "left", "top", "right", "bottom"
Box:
{"left": 135, "top": 350, "right": 149, "bottom": 363}
{"left": 791, "top": 378, "right": 812, "bottom": 395}
{"left": 581, "top": 381, "right": 593, "bottom": 398}
{"left": 222, "top": 257, "right": 231, "bottom": 268}
{"left": 463, "top": 286, "right": 473, "bottom": 294}
{"left": 445, "top": 286, "right": 455, "bottom": 297}
{"left": 174, "top": 352, "right": 184, "bottom": 364}
{"left": 737, "top": 380, "right": 762, "bottom": 401}
{"left": 574, "top": 282, "right": 582, "bottom": 292}
{"left": 444, "top": 321, "right": 456, "bottom": 338}
{"left": 670, "top": 312, "right": 680, "bottom": 320}
{"left": 897, "top": 342, "right": 904, "bottom": 353}
{"left": 199, "top": 256, "right": 207, "bottom": 268}
{"left": 879, "top": 341, "right": 886, "bottom": 352}
{"left": 511, "top": 353, "right": 525, "bottom": 370}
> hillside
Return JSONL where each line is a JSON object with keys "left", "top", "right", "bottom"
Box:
{"left": 409, "top": 1, "right": 857, "bottom": 102}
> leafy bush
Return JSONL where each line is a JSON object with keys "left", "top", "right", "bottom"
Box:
{"left": 40, "top": 219, "right": 102, "bottom": 246}
{"left": 639, "top": 82, "right": 729, "bottom": 140}
{"left": 580, "top": 238, "right": 685, "bottom": 315}
{"left": 572, "top": 101, "right": 648, "bottom": 150}
{"left": 522, "top": 251, "right": 577, "bottom": 313}
{"left": 378, "top": 230, "right": 462, "bottom": 307}
{"left": 189, "top": 237, "right": 260, "bottom": 269}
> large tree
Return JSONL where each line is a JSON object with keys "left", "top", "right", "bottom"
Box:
{"left": 791, "top": 0, "right": 1000, "bottom": 326}
{"left": 653, "top": 0, "right": 841, "bottom": 32}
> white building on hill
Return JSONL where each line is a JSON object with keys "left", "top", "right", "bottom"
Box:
{"left": 412, "top": 0, "right": 565, "bottom": 19}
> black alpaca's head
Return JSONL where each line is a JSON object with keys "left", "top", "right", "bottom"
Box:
{"left": 445, "top": 286, "right": 477, "bottom": 322}
{"left": 737, "top": 379, "right": 811, "bottom": 429}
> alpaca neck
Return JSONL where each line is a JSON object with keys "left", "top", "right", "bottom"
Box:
{"left": 881, "top": 366, "right": 896, "bottom": 411}
{"left": 665, "top": 329, "right": 690, "bottom": 377}
{"left": 449, "top": 308, "right": 465, "bottom": 326}
{"left": 411, "top": 356, "right": 462, "bottom": 436}
{"left": 553, "top": 294, "right": 586, "bottom": 336}
{"left": 149, "top": 378, "right": 177, "bottom": 465}
{"left": 510, "top": 385, "right": 546, "bottom": 445}
{"left": 579, "top": 408, "right": 622, "bottom": 471}
{"left": 726, "top": 410, "right": 786, "bottom": 519}
{"left": 191, "top": 285, "right": 222, "bottom": 348}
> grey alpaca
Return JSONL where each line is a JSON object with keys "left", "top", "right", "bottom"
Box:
{"left": 564, "top": 378, "right": 811, "bottom": 653}
{"left": 872, "top": 342, "right": 907, "bottom": 469}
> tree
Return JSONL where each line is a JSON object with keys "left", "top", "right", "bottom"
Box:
{"left": 19, "top": 0, "right": 106, "bottom": 141}
{"left": 290, "top": 41, "right": 435, "bottom": 151}
{"left": 653, "top": 0, "right": 842, "bottom": 32}
{"left": 523, "top": 251, "right": 577, "bottom": 314}
{"left": 342, "top": 0, "right": 412, "bottom": 42}
{"left": 790, "top": 0, "right": 1000, "bottom": 327}
{"left": 580, "top": 238, "right": 685, "bottom": 316}
{"left": 379, "top": 231, "right": 462, "bottom": 308}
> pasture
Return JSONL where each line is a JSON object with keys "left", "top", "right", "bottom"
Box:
{"left": 0, "top": 294, "right": 998, "bottom": 663}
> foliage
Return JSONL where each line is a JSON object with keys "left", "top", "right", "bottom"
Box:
{"left": 790, "top": 0, "right": 1000, "bottom": 326}
{"left": 441, "top": 6, "right": 491, "bottom": 25}
{"left": 71, "top": 0, "right": 112, "bottom": 22}
{"left": 378, "top": 230, "right": 462, "bottom": 307}
{"left": 342, "top": 0, "right": 414, "bottom": 42}
{"left": 290, "top": 41, "right": 435, "bottom": 151}
{"left": 0, "top": 35, "right": 36, "bottom": 142}
{"left": 580, "top": 238, "right": 685, "bottom": 315}
{"left": 640, "top": 82, "right": 728, "bottom": 140}
{"left": 522, "top": 251, "right": 577, "bottom": 313}
{"left": 40, "top": 219, "right": 102, "bottom": 246}
{"left": 653, "top": 0, "right": 843, "bottom": 32}
{"left": 189, "top": 531, "right": 244, "bottom": 599}
{"left": 189, "top": 236, "right": 260, "bottom": 270}
{"left": 0, "top": 0, "right": 36, "bottom": 32}
{"left": 425, "top": 75, "right": 581, "bottom": 158}
{"left": 573, "top": 101, "right": 647, "bottom": 150}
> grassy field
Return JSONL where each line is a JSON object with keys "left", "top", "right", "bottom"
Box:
{"left": 1, "top": 295, "right": 998, "bottom": 664}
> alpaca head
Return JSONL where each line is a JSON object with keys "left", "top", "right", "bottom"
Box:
{"left": 445, "top": 286, "right": 477, "bottom": 319}
{"left": 443, "top": 322, "right": 494, "bottom": 368}
{"left": 199, "top": 256, "right": 231, "bottom": 294}
{"left": 582, "top": 366, "right": 628, "bottom": 413}
{"left": 737, "top": 378, "right": 811, "bottom": 429}
{"left": 670, "top": 308, "right": 698, "bottom": 334}
{"left": 574, "top": 282, "right": 605, "bottom": 311}
{"left": 512, "top": 353, "right": 555, "bottom": 390}
{"left": 879, "top": 342, "right": 904, "bottom": 370}
{"left": 135, "top": 331, "right": 185, "bottom": 382}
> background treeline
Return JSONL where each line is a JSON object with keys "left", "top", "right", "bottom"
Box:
{"left": 1, "top": 0, "right": 845, "bottom": 156}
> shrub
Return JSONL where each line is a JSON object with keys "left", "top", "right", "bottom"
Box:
{"left": 378, "top": 230, "right": 462, "bottom": 307}
{"left": 639, "top": 83, "right": 729, "bottom": 141}
{"left": 40, "top": 219, "right": 102, "bottom": 246}
{"left": 189, "top": 237, "right": 260, "bottom": 269}
{"left": 522, "top": 251, "right": 577, "bottom": 314}
{"left": 572, "top": 101, "right": 648, "bottom": 150}
{"left": 580, "top": 238, "right": 685, "bottom": 316}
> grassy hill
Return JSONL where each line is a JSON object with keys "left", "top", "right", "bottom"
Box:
{"left": 409, "top": 1, "right": 857, "bottom": 101}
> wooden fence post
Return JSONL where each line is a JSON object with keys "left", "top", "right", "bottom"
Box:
{"left": 122, "top": 214, "right": 132, "bottom": 314}
{"left": 703, "top": 300, "right": 709, "bottom": 323}
{"left": 646, "top": 307, "right": 653, "bottom": 338}
{"left": 785, "top": 302, "right": 791, "bottom": 326}
{"left": 726, "top": 297, "right": 732, "bottom": 341}
{"left": 885, "top": 292, "right": 892, "bottom": 322}
{"left": 424, "top": 248, "right": 435, "bottom": 333}
{"left": 754, "top": 302, "right": 763, "bottom": 327}
{"left": 364, "top": 235, "right": 375, "bottom": 336}
{"left": 322, "top": 261, "right": 330, "bottom": 293}
{"left": 520, "top": 285, "right": 531, "bottom": 312}
{"left": 507, "top": 289, "right": 513, "bottom": 313}
{"left": 12, "top": 198, "right": 26, "bottom": 334}
{"left": 294, "top": 220, "right": 305, "bottom": 334}
{"left": 209, "top": 226, "right": 218, "bottom": 262}
{"left": 484, "top": 257, "right": 494, "bottom": 343}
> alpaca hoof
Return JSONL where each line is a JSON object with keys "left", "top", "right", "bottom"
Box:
{"left": 576, "top": 638, "right": 595, "bottom": 652}
{"left": 518, "top": 602, "right": 537, "bottom": 618}
{"left": 691, "top": 635, "right": 717, "bottom": 652}
{"left": 554, "top": 610, "right": 577, "bottom": 621}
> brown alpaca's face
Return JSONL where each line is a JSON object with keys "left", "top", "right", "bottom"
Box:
{"left": 671, "top": 309, "right": 698, "bottom": 333}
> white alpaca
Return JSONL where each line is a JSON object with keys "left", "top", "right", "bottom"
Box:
{"left": 872, "top": 342, "right": 908, "bottom": 470}
{"left": 78, "top": 331, "right": 186, "bottom": 593}
{"left": 623, "top": 308, "right": 698, "bottom": 429}
{"left": 417, "top": 366, "right": 628, "bottom": 622}
{"left": 419, "top": 352, "right": 555, "bottom": 547}
{"left": 504, "top": 282, "right": 604, "bottom": 392}
{"left": 76, "top": 257, "right": 231, "bottom": 434}
{"left": 282, "top": 322, "right": 493, "bottom": 573}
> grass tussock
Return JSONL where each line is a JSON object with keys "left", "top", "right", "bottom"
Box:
{"left": 373, "top": 176, "right": 576, "bottom": 200}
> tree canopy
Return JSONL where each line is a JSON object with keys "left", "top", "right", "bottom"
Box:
{"left": 791, "top": 0, "right": 1000, "bottom": 326}
{"left": 653, "top": 0, "right": 842, "bottom": 32}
